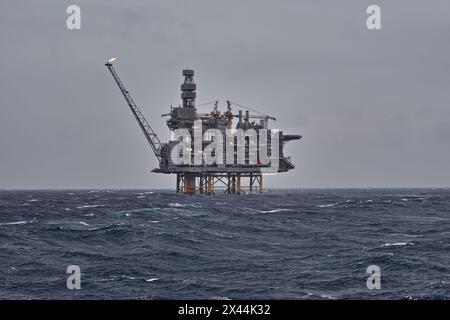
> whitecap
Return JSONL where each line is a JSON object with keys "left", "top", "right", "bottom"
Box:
{"left": 145, "top": 278, "right": 159, "bottom": 282}
{"left": 306, "top": 292, "right": 337, "bottom": 300}
{"left": 0, "top": 221, "right": 28, "bottom": 226}
{"left": 77, "top": 204, "right": 105, "bottom": 209}
{"left": 79, "top": 222, "right": 89, "bottom": 226}
{"left": 317, "top": 203, "right": 339, "bottom": 208}
{"left": 137, "top": 196, "right": 145, "bottom": 199}
{"left": 169, "top": 202, "right": 202, "bottom": 208}
{"left": 169, "top": 203, "right": 185, "bottom": 207}
{"left": 211, "top": 296, "right": 231, "bottom": 300}
{"left": 28, "top": 199, "right": 39, "bottom": 202}
{"left": 258, "top": 208, "right": 291, "bottom": 213}
{"left": 381, "top": 242, "right": 414, "bottom": 247}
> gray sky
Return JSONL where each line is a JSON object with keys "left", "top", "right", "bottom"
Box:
{"left": 1, "top": 0, "right": 449, "bottom": 189}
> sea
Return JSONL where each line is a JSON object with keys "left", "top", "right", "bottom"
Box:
{"left": 0, "top": 189, "right": 448, "bottom": 299}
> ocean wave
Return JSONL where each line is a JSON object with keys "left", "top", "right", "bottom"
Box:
{"left": 169, "top": 203, "right": 202, "bottom": 208}
{"left": 0, "top": 221, "right": 29, "bottom": 226}
{"left": 77, "top": 204, "right": 105, "bottom": 209}
{"left": 169, "top": 203, "right": 185, "bottom": 207}
{"left": 258, "top": 208, "right": 292, "bottom": 213}
{"left": 318, "top": 199, "right": 375, "bottom": 208}
{"left": 1, "top": 189, "right": 448, "bottom": 299}
{"left": 87, "top": 223, "right": 125, "bottom": 232}
{"left": 387, "top": 233, "right": 419, "bottom": 238}
{"left": 306, "top": 292, "right": 337, "bottom": 300}
{"left": 317, "top": 203, "right": 339, "bottom": 208}
{"left": 381, "top": 242, "right": 414, "bottom": 247}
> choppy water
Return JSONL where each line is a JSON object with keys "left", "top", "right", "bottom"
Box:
{"left": 0, "top": 189, "right": 449, "bottom": 299}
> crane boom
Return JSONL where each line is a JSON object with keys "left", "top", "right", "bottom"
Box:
{"left": 229, "top": 101, "right": 276, "bottom": 121}
{"left": 105, "top": 59, "right": 161, "bottom": 161}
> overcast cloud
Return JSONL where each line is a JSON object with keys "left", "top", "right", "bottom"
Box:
{"left": 0, "top": 0, "right": 449, "bottom": 189}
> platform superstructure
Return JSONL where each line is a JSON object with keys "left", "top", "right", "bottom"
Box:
{"left": 105, "top": 59, "right": 301, "bottom": 194}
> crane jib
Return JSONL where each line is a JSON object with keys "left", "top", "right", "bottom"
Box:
{"left": 105, "top": 63, "right": 161, "bottom": 162}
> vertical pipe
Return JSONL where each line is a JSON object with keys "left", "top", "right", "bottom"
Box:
{"left": 191, "top": 175, "right": 196, "bottom": 194}
{"left": 199, "top": 176, "right": 203, "bottom": 194}
{"left": 237, "top": 175, "right": 241, "bottom": 194}
{"left": 207, "top": 176, "right": 212, "bottom": 194}
{"left": 232, "top": 177, "right": 236, "bottom": 194}
{"left": 184, "top": 175, "right": 189, "bottom": 194}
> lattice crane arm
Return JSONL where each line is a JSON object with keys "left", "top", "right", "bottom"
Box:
{"left": 229, "top": 100, "right": 276, "bottom": 121}
{"left": 105, "top": 58, "right": 161, "bottom": 162}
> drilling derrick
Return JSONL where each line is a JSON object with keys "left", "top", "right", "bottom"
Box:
{"left": 105, "top": 58, "right": 301, "bottom": 194}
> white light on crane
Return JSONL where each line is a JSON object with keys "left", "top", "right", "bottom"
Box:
{"left": 106, "top": 57, "right": 117, "bottom": 64}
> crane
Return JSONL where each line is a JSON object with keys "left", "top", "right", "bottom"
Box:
{"left": 105, "top": 58, "right": 162, "bottom": 162}
{"left": 228, "top": 100, "right": 276, "bottom": 121}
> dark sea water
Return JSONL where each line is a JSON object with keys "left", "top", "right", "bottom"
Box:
{"left": 0, "top": 189, "right": 448, "bottom": 299}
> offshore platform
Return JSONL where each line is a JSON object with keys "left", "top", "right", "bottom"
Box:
{"left": 105, "top": 58, "right": 301, "bottom": 194}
